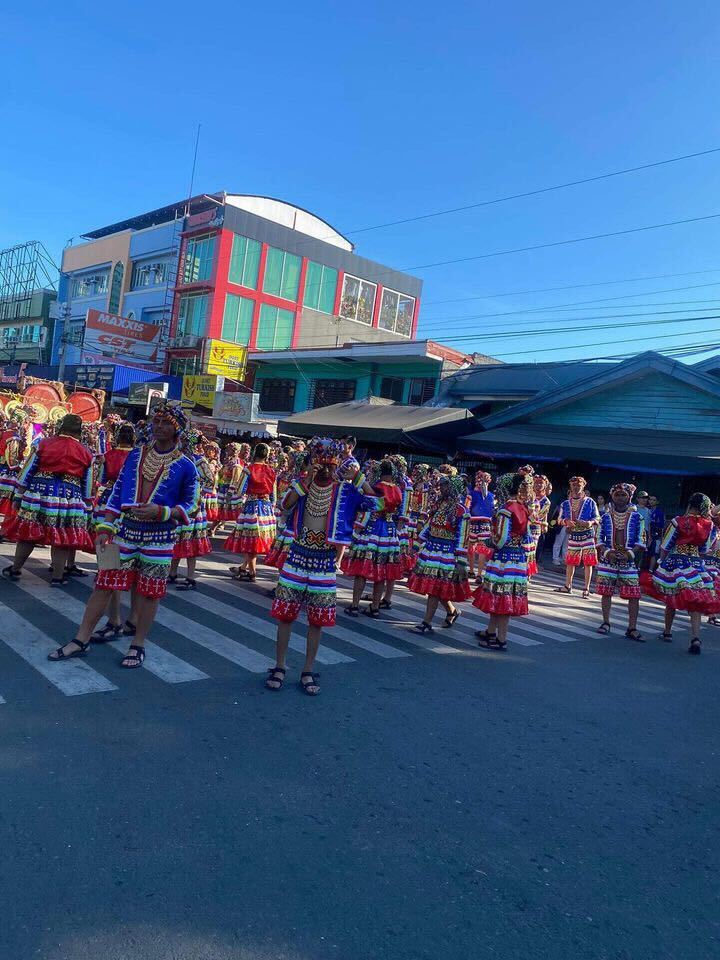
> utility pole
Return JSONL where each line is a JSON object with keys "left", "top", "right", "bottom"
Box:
{"left": 57, "top": 302, "right": 72, "bottom": 381}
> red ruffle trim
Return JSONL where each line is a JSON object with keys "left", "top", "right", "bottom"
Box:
{"left": 1, "top": 516, "right": 95, "bottom": 551}
{"left": 596, "top": 583, "right": 642, "bottom": 599}
{"left": 565, "top": 551, "right": 598, "bottom": 567}
{"left": 0, "top": 498, "right": 16, "bottom": 517}
{"left": 225, "top": 534, "right": 275, "bottom": 555}
{"left": 205, "top": 507, "right": 219, "bottom": 522}
{"left": 468, "top": 543, "right": 494, "bottom": 559}
{"left": 173, "top": 539, "right": 212, "bottom": 558}
{"left": 341, "top": 558, "right": 407, "bottom": 582}
{"left": 472, "top": 589, "right": 529, "bottom": 616}
{"left": 527, "top": 560, "right": 538, "bottom": 577}
{"left": 264, "top": 546, "right": 290, "bottom": 570}
{"left": 216, "top": 508, "right": 239, "bottom": 522}
{"left": 642, "top": 579, "right": 716, "bottom": 612}
{"left": 406, "top": 573, "right": 471, "bottom": 601}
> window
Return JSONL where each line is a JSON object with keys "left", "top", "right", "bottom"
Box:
{"left": 169, "top": 356, "right": 200, "bottom": 377}
{"left": 259, "top": 378, "right": 296, "bottom": 413}
{"left": 303, "top": 261, "right": 338, "bottom": 313}
{"left": 131, "top": 261, "right": 168, "bottom": 289}
{"left": 311, "top": 379, "right": 356, "bottom": 409}
{"left": 108, "top": 262, "right": 124, "bottom": 314}
{"left": 182, "top": 233, "right": 216, "bottom": 283}
{"left": 378, "top": 288, "right": 415, "bottom": 336}
{"left": 256, "top": 304, "right": 293, "bottom": 350}
{"left": 228, "top": 234, "right": 261, "bottom": 289}
{"left": 176, "top": 293, "right": 209, "bottom": 337}
{"left": 263, "top": 247, "right": 301, "bottom": 301}
{"left": 379, "top": 376, "right": 404, "bottom": 402}
{"left": 339, "top": 274, "right": 376, "bottom": 324}
{"left": 71, "top": 272, "right": 109, "bottom": 298}
{"left": 222, "top": 294, "right": 254, "bottom": 345}
{"left": 20, "top": 325, "right": 41, "bottom": 344}
{"left": 408, "top": 377, "right": 436, "bottom": 405}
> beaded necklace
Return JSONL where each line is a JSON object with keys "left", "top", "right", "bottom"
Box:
{"left": 140, "top": 443, "right": 181, "bottom": 485}
{"left": 609, "top": 505, "right": 630, "bottom": 549}
{"left": 306, "top": 479, "right": 334, "bottom": 518}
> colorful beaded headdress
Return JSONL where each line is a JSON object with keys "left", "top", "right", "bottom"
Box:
{"left": 569, "top": 475, "right": 586, "bottom": 485}
{"left": 474, "top": 470, "right": 492, "bottom": 487}
{"left": 610, "top": 482, "right": 636, "bottom": 499}
{"left": 152, "top": 400, "right": 188, "bottom": 434}
{"left": 308, "top": 436, "right": 344, "bottom": 465}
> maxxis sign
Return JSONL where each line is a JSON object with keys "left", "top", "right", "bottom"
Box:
{"left": 82, "top": 308, "right": 161, "bottom": 366}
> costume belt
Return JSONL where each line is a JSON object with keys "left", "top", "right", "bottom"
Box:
{"left": 36, "top": 471, "right": 84, "bottom": 484}
{"left": 675, "top": 544, "right": 700, "bottom": 557}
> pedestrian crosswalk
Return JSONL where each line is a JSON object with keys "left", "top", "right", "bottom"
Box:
{"left": 0, "top": 547, "right": 701, "bottom": 701}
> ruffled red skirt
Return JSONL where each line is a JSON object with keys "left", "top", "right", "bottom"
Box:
{"left": 406, "top": 572, "right": 471, "bottom": 602}
{"left": 2, "top": 514, "right": 95, "bottom": 551}
{"left": 341, "top": 557, "right": 406, "bottom": 583}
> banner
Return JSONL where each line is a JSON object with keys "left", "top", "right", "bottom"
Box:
{"left": 205, "top": 340, "right": 247, "bottom": 379}
{"left": 182, "top": 374, "right": 220, "bottom": 409}
{"left": 75, "top": 364, "right": 115, "bottom": 390}
{"left": 213, "top": 391, "right": 259, "bottom": 422}
{"left": 83, "top": 308, "right": 162, "bottom": 366}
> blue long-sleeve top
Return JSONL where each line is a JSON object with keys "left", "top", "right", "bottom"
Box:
{"left": 103, "top": 445, "right": 199, "bottom": 526}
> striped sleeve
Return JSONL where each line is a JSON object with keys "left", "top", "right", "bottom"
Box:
{"left": 660, "top": 519, "right": 678, "bottom": 553}
{"left": 454, "top": 508, "right": 469, "bottom": 559}
{"left": 17, "top": 446, "right": 39, "bottom": 486}
{"left": 493, "top": 509, "right": 512, "bottom": 550}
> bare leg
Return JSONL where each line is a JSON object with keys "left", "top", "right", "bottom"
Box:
{"left": 584, "top": 564, "right": 593, "bottom": 593}
{"left": 664, "top": 607, "right": 676, "bottom": 634}
{"left": 247, "top": 554, "right": 257, "bottom": 577}
{"left": 107, "top": 591, "right": 122, "bottom": 626}
{"left": 371, "top": 580, "right": 384, "bottom": 610}
{"left": 423, "top": 595, "right": 440, "bottom": 625}
{"left": 300, "top": 624, "right": 321, "bottom": 694}
{"left": 487, "top": 613, "right": 498, "bottom": 636}
{"left": 169, "top": 558, "right": 180, "bottom": 578}
{"left": 352, "top": 576, "right": 366, "bottom": 607}
{"left": 496, "top": 615, "right": 510, "bottom": 647}
{"left": 11, "top": 540, "right": 35, "bottom": 572}
{"left": 129, "top": 595, "right": 160, "bottom": 647}
{"left": 51, "top": 546, "right": 69, "bottom": 580}
{"left": 690, "top": 611, "right": 702, "bottom": 641}
{"left": 627, "top": 597, "right": 640, "bottom": 632}
{"left": 383, "top": 581, "right": 396, "bottom": 605}
{"left": 600, "top": 595, "right": 612, "bottom": 626}
{"left": 50, "top": 588, "right": 113, "bottom": 657}
{"left": 266, "top": 620, "right": 292, "bottom": 689}
{"left": 186, "top": 557, "right": 197, "bottom": 581}
{"left": 565, "top": 563, "right": 575, "bottom": 590}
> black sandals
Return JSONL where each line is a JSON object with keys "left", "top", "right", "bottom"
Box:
{"left": 597, "top": 621, "right": 611, "bottom": 635}
{"left": 413, "top": 621, "right": 434, "bottom": 634}
{"left": 299, "top": 671, "right": 320, "bottom": 696}
{"left": 1, "top": 565, "right": 20, "bottom": 581}
{"left": 265, "top": 666, "right": 286, "bottom": 691}
{"left": 177, "top": 578, "right": 198, "bottom": 591}
{"left": 625, "top": 628, "right": 644, "bottom": 643}
{"left": 120, "top": 645, "right": 146, "bottom": 669}
{"left": 443, "top": 609, "right": 460, "bottom": 628}
{"left": 688, "top": 638, "right": 702, "bottom": 655}
{"left": 344, "top": 605, "right": 360, "bottom": 617}
{"left": 47, "top": 638, "right": 89, "bottom": 661}
{"left": 90, "top": 621, "right": 123, "bottom": 644}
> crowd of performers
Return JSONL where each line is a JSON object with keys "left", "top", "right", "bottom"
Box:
{"left": 0, "top": 403, "right": 718, "bottom": 695}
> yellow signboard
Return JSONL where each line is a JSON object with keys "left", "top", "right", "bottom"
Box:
{"left": 182, "top": 375, "right": 218, "bottom": 408}
{"left": 205, "top": 339, "right": 248, "bottom": 379}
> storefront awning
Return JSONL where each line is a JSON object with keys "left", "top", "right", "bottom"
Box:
{"left": 278, "top": 401, "right": 473, "bottom": 446}
{"left": 459, "top": 424, "right": 720, "bottom": 475}
{"left": 192, "top": 414, "right": 277, "bottom": 438}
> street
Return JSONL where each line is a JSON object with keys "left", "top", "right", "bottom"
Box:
{"left": 1, "top": 546, "right": 718, "bottom": 960}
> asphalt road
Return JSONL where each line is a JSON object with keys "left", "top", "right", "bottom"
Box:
{"left": 1, "top": 551, "right": 719, "bottom": 960}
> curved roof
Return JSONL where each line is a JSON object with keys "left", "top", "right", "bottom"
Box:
{"left": 224, "top": 195, "right": 353, "bottom": 251}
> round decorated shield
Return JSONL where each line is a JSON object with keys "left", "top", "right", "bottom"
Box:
{"left": 66, "top": 391, "right": 102, "bottom": 423}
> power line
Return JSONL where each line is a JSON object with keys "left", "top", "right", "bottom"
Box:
{"left": 343, "top": 147, "right": 720, "bottom": 236}
{"left": 422, "top": 267, "right": 720, "bottom": 306}
{"left": 403, "top": 212, "right": 720, "bottom": 272}
{"left": 493, "top": 330, "right": 720, "bottom": 358}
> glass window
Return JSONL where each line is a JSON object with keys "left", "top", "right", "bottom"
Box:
{"left": 71, "top": 272, "right": 109, "bottom": 298}
{"left": 311, "top": 379, "right": 356, "bottom": 409}
{"left": 379, "top": 288, "right": 415, "bottom": 336}
{"left": 379, "top": 376, "right": 403, "bottom": 402}
{"left": 228, "top": 234, "right": 261, "bottom": 289}
{"left": 408, "top": 377, "right": 436, "bottom": 405}
{"left": 259, "top": 378, "right": 296, "bottom": 413}
{"left": 222, "top": 293, "right": 254, "bottom": 345}
{"left": 303, "top": 261, "right": 338, "bottom": 314}
{"left": 176, "top": 293, "right": 209, "bottom": 337}
{"left": 256, "top": 304, "right": 294, "bottom": 351}
{"left": 108, "top": 262, "right": 124, "bottom": 315}
{"left": 263, "top": 247, "right": 301, "bottom": 301}
{"left": 182, "top": 233, "right": 216, "bottom": 283}
{"left": 339, "top": 274, "right": 376, "bottom": 324}
{"left": 169, "top": 356, "right": 200, "bottom": 377}
{"left": 131, "top": 261, "right": 168, "bottom": 289}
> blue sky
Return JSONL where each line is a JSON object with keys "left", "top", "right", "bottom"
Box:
{"left": 2, "top": 0, "right": 720, "bottom": 361}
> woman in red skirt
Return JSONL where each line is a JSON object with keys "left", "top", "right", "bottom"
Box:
{"left": 472, "top": 471, "right": 534, "bottom": 650}
{"left": 407, "top": 474, "right": 470, "bottom": 632}
{"left": 225, "top": 442, "right": 277, "bottom": 582}
{"left": 2, "top": 413, "right": 94, "bottom": 586}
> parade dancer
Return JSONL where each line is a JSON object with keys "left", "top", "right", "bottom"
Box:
{"left": 202, "top": 441, "right": 220, "bottom": 524}
{"left": 647, "top": 495, "right": 666, "bottom": 572}
{"left": 467, "top": 470, "right": 494, "bottom": 582}
{"left": 2, "top": 413, "right": 94, "bottom": 586}
{"left": 47, "top": 401, "right": 199, "bottom": 669}
{"left": 225, "top": 442, "right": 277, "bottom": 583}
{"left": 555, "top": 476, "right": 600, "bottom": 598}
{"left": 527, "top": 474, "right": 552, "bottom": 577}
{"left": 648, "top": 493, "right": 716, "bottom": 654}
{"left": 407, "top": 474, "right": 470, "bottom": 632}
{"left": 216, "top": 442, "right": 244, "bottom": 527}
{"left": 0, "top": 407, "right": 30, "bottom": 521}
{"left": 333, "top": 436, "right": 360, "bottom": 568}
{"left": 595, "top": 483, "right": 646, "bottom": 641}
{"left": 472, "top": 471, "right": 534, "bottom": 650}
{"left": 267, "top": 438, "right": 360, "bottom": 696}
{"left": 169, "top": 430, "right": 212, "bottom": 590}
{"left": 342, "top": 458, "right": 405, "bottom": 618}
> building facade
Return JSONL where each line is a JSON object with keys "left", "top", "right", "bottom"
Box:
{"left": 53, "top": 193, "right": 422, "bottom": 377}
{"left": 0, "top": 288, "right": 57, "bottom": 364}
{"left": 167, "top": 195, "right": 422, "bottom": 377}
{"left": 249, "top": 340, "right": 470, "bottom": 419}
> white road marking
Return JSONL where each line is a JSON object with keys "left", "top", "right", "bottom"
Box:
{"left": 0, "top": 602, "right": 118, "bottom": 696}
{"left": 20, "top": 569, "right": 209, "bottom": 685}
{"left": 169, "top": 582, "right": 354, "bottom": 665}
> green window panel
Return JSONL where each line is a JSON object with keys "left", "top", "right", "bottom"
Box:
{"left": 263, "top": 247, "right": 301, "bottom": 301}
{"left": 256, "top": 304, "right": 294, "bottom": 350}
{"left": 228, "top": 234, "right": 261, "bottom": 289}
{"left": 222, "top": 293, "right": 254, "bottom": 344}
{"left": 183, "top": 233, "right": 216, "bottom": 283}
{"left": 303, "top": 261, "right": 338, "bottom": 313}
{"left": 177, "top": 293, "right": 209, "bottom": 337}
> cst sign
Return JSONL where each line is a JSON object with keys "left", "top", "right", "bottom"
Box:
{"left": 83, "top": 309, "right": 162, "bottom": 366}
